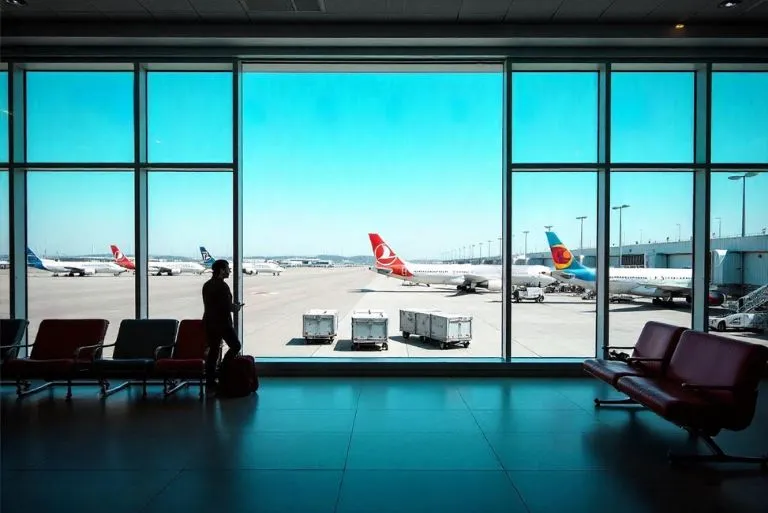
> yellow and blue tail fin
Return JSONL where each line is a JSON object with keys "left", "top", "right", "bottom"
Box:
{"left": 545, "top": 232, "right": 586, "bottom": 271}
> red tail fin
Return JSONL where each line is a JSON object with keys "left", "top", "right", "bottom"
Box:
{"left": 368, "top": 233, "right": 407, "bottom": 268}
{"left": 110, "top": 245, "right": 135, "bottom": 270}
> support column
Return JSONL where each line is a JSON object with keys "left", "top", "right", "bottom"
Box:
{"left": 596, "top": 64, "right": 611, "bottom": 359}
{"left": 692, "top": 64, "right": 712, "bottom": 332}
{"left": 502, "top": 59, "right": 513, "bottom": 362}
{"left": 134, "top": 63, "right": 148, "bottom": 319}
{"left": 9, "top": 63, "right": 27, "bottom": 349}
{"left": 233, "top": 61, "right": 244, "bottom": 347}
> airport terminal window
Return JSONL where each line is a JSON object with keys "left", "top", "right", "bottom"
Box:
{"left": 608, "top": 172, "right": 693, "bottom": 346}
{"left": 511, "top": 171, "right": 597, "bottom": 358}
{"left": 148, "top": 72, "right": 233, "bottom": 163}
{"left": 1, "top": 71, "right": 8, "bottom": 163}
{"left": 712, "top": 72, "right": 768, "bottom": 163}
{"left": 26, "top": 72, "right": 134, "bottom": 163}
{"left": 0, "top": 170, "right": 8, "bottom": 319}
{"left": 148, "top": 172, "right": 232, "bottom": 319}
{"left": 511, "top": 72, "right": 598, "bottom": 163}
{"left": 709, "top": 172, "right": 768, "bottom": 346}
{"left": 243, "top": 67, "right": 503, "bottom": 358}
{"left": 26, "top": 171, "right": 134, "bottom": 350}
{"left": 611, "top": 72, "right": 694, "bottom": 163}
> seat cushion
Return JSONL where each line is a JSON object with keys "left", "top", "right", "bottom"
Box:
{"left": 3, "top": 358, "right": 79, "bottom": 378}
{"left": 616, "top": 376, "right": 728, "bottom": 433}
{"left": 583, "top": 359, "right": 648, "bottom": 386}
{"left": 93, "top": 358, "right": 155, "bottom": 375}
{"left": 154, "top": 358, "right": 204, "bottom": 375}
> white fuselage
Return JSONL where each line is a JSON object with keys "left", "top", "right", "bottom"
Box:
{"left": 39, "top": 258, "right": 127, "bottom": 276}
{"left": 374, "top": 262, "right": 556, "bottom": 289}
{"left": 554, "top": 267, "right": 692, "bottom": 298}
{"left": 243, "top": 261, "right": 285, "bottom": 275}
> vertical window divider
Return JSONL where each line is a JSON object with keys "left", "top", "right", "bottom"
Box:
{"left": 596, "top": 63, "right": 611, "bottom": 359}
{"left": 134, "top": 62, "right": 148, "bottom": 319}
{"left": 692, "top": 63, "right": 712, "bottom": 332}
{"left": 233, "top": 60, "right": 244, "bottom": 346}
{"left": 502, "top": 58, "right": 513, "bottom": 362}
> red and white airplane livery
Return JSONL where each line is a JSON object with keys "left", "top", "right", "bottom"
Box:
{"left": 110, "top": 245, "right": 205, "bottom": 276}
{"left": 368, "top": 233, "right": 555, "bottom": 293}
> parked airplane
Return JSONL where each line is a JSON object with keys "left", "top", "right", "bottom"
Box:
{"left": 27, "top": 248, "right": 127, "bottom": 277}
{"left": 200, "top": 246, "right": 285, "bottom": 276}
{"left": 110, "top": 245, "right": 205, "bottom": 276}
{"left": 368, "top": 233, "right": 556, "bottom": 292}
{"left": 545, "top": 231, "right": 726, "bottom": 306}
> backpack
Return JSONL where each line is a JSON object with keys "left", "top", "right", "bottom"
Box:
{"left": 218, "top": 355, "right": 259, "bottom": 397}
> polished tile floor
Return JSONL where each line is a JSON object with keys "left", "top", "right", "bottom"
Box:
{"left": 2, "top": 377, "right": 767, "bottom": 513}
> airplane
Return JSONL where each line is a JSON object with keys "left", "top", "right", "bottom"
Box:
{"left": 110, "top": 245, "right": 205, "bottom": 276}
{"left": 27, "top": 248, "right": 127, "bottom": 277}
{"left": 545, "top": 231, "right": 726, "bottom": 306}
{"left": 200, "top": 246, "right": 285, "bottom": 276}
{"left": 368, "top": 233, "right": 556, "bottom": 293}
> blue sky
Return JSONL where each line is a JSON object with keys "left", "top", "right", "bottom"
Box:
{"left": 1, "top": 70, "right": 767, "bottom": 259}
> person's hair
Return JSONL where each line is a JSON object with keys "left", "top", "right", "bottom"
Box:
{"left": 212, "top": 259, "right": 229, "bottom": 275}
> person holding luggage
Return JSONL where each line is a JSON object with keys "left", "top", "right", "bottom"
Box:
{"left": 202, "top": 259, "right": 243, "bottom": 391}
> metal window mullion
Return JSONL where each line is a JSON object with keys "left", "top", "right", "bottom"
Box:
{"left": 692, "top": 64, "right": 712, "bottom": 332}
{"left": 233, "top": 60, "right": 244, "bottom": 348}
{"left": 134, "top": 63, "right": 148, "bottom": 319}
{"left": 8, "top": 63, "right": 28, "bottom": 353}
{"left": 502, "top": 59, "right": 513, "bottom": 362}
{"left": 596, "top": 63, "right": 611, "bottom": 359}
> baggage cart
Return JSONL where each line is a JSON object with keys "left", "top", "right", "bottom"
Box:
{"left": 351, "top": 310, "right": 389, "bottom": 351}
{"left": 427, "top": 312, "right": 472, "bottom": 349}
{"left": 399, "top": 308, "right": 440, "bottom": 339}
{"left": 302, "top": 309, "right": 338, "bottom": 344}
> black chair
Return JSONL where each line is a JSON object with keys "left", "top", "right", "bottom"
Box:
{"left": 91, "top": 319, "right": 179, "bottom": 398}
{"left": 0, "top": 319, "right": 29, "bottom": 363}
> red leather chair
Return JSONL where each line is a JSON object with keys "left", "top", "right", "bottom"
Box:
{"left": 583, "top": 321, "right": 686, "bottom": 406}
{"left": 154, "top": 319, "right": 208, "bottom": 398}
{"left": 2, "top": 319, "right": 109, "bottom": 400}
{"left": 615, "top": 330, "right": 768, "bottom": 468}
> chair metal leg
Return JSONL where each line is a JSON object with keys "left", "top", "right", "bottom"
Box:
{"left": 100, "top": 381, "right": 131, "bottom": 398}
{"left": 16, "top": 380, "right": 54, "bottom": 398}
{"left": 142, "top": 379, "right": 148, "bottom": 399}
{"left": 669, "top": 433, "right": 768, "bottom": 470}
{"left": 65, "top": 380, "right": 72, "bottom": 401}
{"left": 164, "top": 379, "right": 188, "bottom": 396}
{"left": 199, "top": 378, "right": 204, "bottom": 399}
{"left": 594, "top": 397, "right": 638, "bottom": 407}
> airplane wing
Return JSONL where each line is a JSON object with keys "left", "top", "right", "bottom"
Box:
{"left": 63, "top": 265, "right": 89, "bottom": 273}
{"left": 462, "top": 272, "right": 494, "bottom": 285}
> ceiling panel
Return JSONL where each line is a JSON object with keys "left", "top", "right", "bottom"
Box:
{"left": 244, "top": 0, "right": 294, "bottom": 11}
{"left": 404, "top": 0, "right": 462, "bottom": 16}
{"left": 643, "top": 0, "right": 705, "bottom": 20}
{"left": 553, "top": 0, "right": 614, "bottom": 20}
{"left": 92, "top": 0, "right": 147, "bottom": 13}
{"left": 459, "top": 0, "right": 510, "bottom": 15}
{"left": 33, "top": 0, "right": 100, "bottom": 13}
{"left": 138, "top": 0, "right": 197, "bottom": 13}
{"left": 201, "top": 11, "right": 250, "bottom": 20}
{"left": 325, "top": 0, "right": 389, "bottom": 14}
{"left": 689, "top": 0, "right": 767, "bottom": 20}
{"left": 151, "top": 10, "right": 200, "bottom": 19}
{"left": 504, "top": 0, "right": 563, "bottom": 21}
{"left": 599, "top": 0, "right": 665, "bottom": 20}
{"left": 188, "top": 0, "right": 247, "bottom": 13}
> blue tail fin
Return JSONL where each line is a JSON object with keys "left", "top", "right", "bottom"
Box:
{"left": 545, "top": 232, "right": 587, "bottom": 271}
{"left": 26, "top": 248, "right": 46, "bottom": 270}
{"left": 199, "top": 246, "right": 215, "bottom": 268}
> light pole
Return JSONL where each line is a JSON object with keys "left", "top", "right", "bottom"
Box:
{"left": 612, "top": 204, "right": 630, "bottom": 267}
{"left": 471, "top": 244, "right": 476, "bottom": 262}
{"left": 576, "top": 216, "right": 587, "bottom": 258}
{"left": 676, "top": 223, "right": 681, "bottom": 242}
{"left": 728, "top": 172, "right": 758, "bottom": 237}
{"left": 715, "top": 217, "right": 722, "bottom": 238}
{"left": 523, "top": 230, "right": 529, "bottom": 259}
{"left": 488, "top": 240, "right": 492, "bottom": 259}
{"left": 479, "top": 242, "right": 483, "bottom": 263}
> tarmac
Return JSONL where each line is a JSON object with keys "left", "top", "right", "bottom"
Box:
{"left": 0, "top": 268, "right": 765, "bottom": 358}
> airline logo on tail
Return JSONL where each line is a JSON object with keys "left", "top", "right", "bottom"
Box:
{"left": 110, "top": 245, "right": 135, "bottom": 270}
{"left": 26, "top": 248, "right": 45, "bottom": 269}
{"left": 545, "top": 231, "right": 586, "bottom": 271}
{"left": 368, "top": 233, "right": 413, "bottom": 278}
{"left": 199, "top": 246, "right": 215, "bottom": 268}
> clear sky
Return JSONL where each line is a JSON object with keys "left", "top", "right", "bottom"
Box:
{"left": 1, "top": 69, "right": 767, "bottom": 259}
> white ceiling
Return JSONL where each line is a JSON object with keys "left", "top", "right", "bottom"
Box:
{"left": 1, "top": 0, "right": 767, "bottom": 22}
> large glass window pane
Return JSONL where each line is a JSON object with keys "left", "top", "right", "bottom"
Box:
{"left": 608, "top": 172, "right": 692, "bottom": 347}
{"left": 712, "top": 72, "right": 768, "bottom": 163}
{"left": 26, "top": 72, "right": 134, "bottom": 162}
{"left": 512, "top": 171, "right": 596, "bottom": 358}
{"left": 709, "top": 171, "right": 768, "bottom": 346}
{"left": 148, "top": 172, "right": 231, "bottom": 318}
{"left": 512, "top": 72, "right": 598, "bottom": 163}
{"left": 148, "top": 72, "right": 233, "bottom": 163}
{"left": 27, "top": 172, "right": 134, "bottom": 350}
{"left": 0, "top": 170, "right": 8, "bottom": 318}
{"left": 611, "top": 72, "right": 694, "bottom": 163}
{"left": 243, "top": 67, "right": 502, "bottom": 359}
{"left": 1, "top": 72, "right": 8, "bottom": 163}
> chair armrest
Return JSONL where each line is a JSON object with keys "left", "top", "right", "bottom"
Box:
{"left": 681, "top": 383, "right": 739, "bottom": 392}
{"left": 604, "top": 346, "right": 636, "bottom": 351}
{"left": 0, "top": 341, "right": 30, "bottom": 350}
{"left": 155, "top": 344, "right": 175, "bottom": 360}
{"left": 74, "top": 343, "right": 105, "bottom": 360}
{"left": 626, "top": 357, "right": 664, "bottom": 365}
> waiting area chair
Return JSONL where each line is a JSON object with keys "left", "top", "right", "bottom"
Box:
{"left": 2, "top": 319, "right": 109, "bottom": 400}
{"left": 154, "top": 319, "right": 208, "bottom": 399}
{"left": 0, "top": 319, "right": 29, "bottom": 363}
{"left": 91, "top": 319, "right": 179, "bottom": 398}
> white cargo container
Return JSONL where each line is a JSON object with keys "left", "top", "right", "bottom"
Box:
{"left": 399, "top": 308, "right": 440, "bottom": 339}
{"left": 302, "top": 309, "right": 338, "bottom": 344}
{"left": 351, "top": 310, "right": 389, "bottom": 351}
{"left": 428, "top": 313, "right": 472, "bottom": 349}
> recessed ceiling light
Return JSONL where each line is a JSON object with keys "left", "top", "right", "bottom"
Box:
{"left": 3, "top": 0, "right": 27, "bottom": 6}
{"left": 718, "top": 0, "right": 742, "bottom": 7}
{"left": 675, "top": 23, "right": 685, "bottom": 29}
